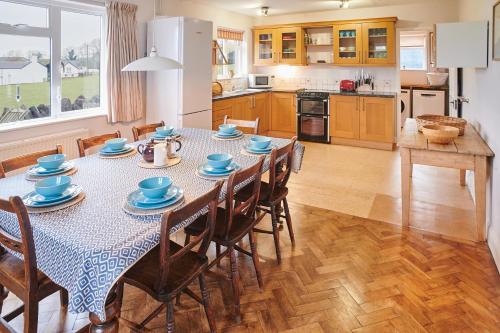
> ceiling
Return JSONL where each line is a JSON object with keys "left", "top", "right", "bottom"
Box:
{"left": 191, "top": 0, "right": 436, "bottom": 17}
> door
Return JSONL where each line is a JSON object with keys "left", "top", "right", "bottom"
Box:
{"left": 254, "top": 29, "right": 276, "bottom": 65}
{"left": 333, "top": 24, "right": 362, "bottom": 64}
{"left": 362, "top": 21, "right": 395, "bottom": 65}
{"left": 253, "top": 93, "right": 270, "bottom": 133}
{"left": 330, "top": 95, "right": 359, "bottom": 139}
{"left": 277, "top": 27, "right": 304, "bottom": 65}
{"left": 359, "top": 97, "right": 395, "bottom": 143}
{"left": 271, "top": 93, "right": 296, "bottom": 133}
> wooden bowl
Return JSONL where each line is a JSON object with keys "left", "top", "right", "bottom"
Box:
{"left": 422, "top": 124, "right": 459, "bottom": 144}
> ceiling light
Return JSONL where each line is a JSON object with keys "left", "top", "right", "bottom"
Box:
{"left": 339, "top": 0, "right": 350, "bottom": 9}
{"left": 261, "top": 6, "right": 269, "bottom": 16}
{"left": 122, "top": 0, "right": 182, "bottom": 71}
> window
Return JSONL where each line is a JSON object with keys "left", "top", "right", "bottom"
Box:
{"left": 400, "top": 34, "right": 427, "bottom": 71}
{"left": 0, "top": 0, "right": 105, "bottom": 127}
{"left": 216, "top": 27, "right": 245, "bottom": 79}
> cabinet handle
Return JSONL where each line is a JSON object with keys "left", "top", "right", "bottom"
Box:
{"left": 421, "top": 93, "right": 437, "bottom": 97}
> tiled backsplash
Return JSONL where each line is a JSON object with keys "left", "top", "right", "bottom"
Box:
{"left": 216, "top": 78, "right": 248, "bottom": 92}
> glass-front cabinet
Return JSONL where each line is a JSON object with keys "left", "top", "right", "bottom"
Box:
{"left": 333, "top": 24, "right": 362, "bottom": 64}
{"left": 254, "top": 28, "right": 304, "bottom": 65}
{"left": 254, "top": 29, "right": 276, "bottom": 65}
{"left": 362, "top": 22, "right": 395, "bottom": 65}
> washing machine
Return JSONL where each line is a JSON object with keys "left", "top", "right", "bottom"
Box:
{"left": 400, "top": 89, "right": 411, "bottom": 127}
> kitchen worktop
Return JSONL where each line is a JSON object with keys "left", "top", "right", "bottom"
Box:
{"left": 401, "top": 84, "right": 449, "bottom": 90}
{"left": 212, "top": 88, "right": 397, "bottom": 101}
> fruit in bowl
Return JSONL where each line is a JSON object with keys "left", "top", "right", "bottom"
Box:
{"left": 35, "top": 176, "right": 71, "bottom": 198}
{"left": 207, "top": 153, "right": 233, "bottom": 169}
{"left": 37, "top": 154, "right": 66, "bottom": 170}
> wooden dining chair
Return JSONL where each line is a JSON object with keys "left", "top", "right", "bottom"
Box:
{"left": 0, "top": 145, "right": 63, "bottom": 179}
{"left": 235, "top": 137, "right": 297, "bottom": 264}
{"left": 184, "top": 157, "right": 265, "bottom": 322}
{"left": 132, "top": 120, "right": 165, "bottom": 142}
{"left": 0, "top": 196, "right": 68, "bottom": 333}
{"left": 76, "top": 131, "right": 121, "bottom": 157}
{"left": 118, "top": 181, "right": 223, "bottom": 333}
{"left": 223, "top": 115, "right": 260, "bottom": 134}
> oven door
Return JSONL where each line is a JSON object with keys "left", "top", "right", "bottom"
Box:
{"left": 297, "top": 114, "right": 330, "bottom": 143}
{"left": 298, "top": 98, "right": 329, "bottom": 116}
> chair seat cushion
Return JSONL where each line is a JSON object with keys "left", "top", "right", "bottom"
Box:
{"left": 122, "top": 241, "right": 207, "bottom": 301}
{"left": 185, "top": 207, "right": 256, "bottom": 245}
{"left": 235, "top": 181, "right": 288, "bottom": 205}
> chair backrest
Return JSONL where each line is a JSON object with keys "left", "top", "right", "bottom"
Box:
{"left": 0, "top": 145, "right": 63, "bottom": 179}
{"left": 0, "top": 197, "right": 39, "bottom": 291}
{"left": 222, "top": 156, "right": 265, "bottom": 241}
{"left": 268, "top": 136, "right": 297, "bottom": 196}
{"left": 76, "top": 131, "right": 121, "bottom": 157}
{"left": 155, "top": 181, "right": 223, "bottom": 293}
{"left": 132, "top": 121, "right": 165, "bottom": 142}
{"left": 224, "top": 115, "right": 260, "bottom": 135}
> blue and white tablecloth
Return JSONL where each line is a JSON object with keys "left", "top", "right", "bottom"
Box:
{"left": 0, "top": 128, "right": 304, "bottom": 320}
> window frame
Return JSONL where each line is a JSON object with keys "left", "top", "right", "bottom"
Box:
{"left": 215, "top": 37, "right": 247, "bottom": 80}
{"left": 400, "top": 33, "right": 428, "bottom": 71}
{"left": 0, "top": 0, "right": 106, "bottom": 131}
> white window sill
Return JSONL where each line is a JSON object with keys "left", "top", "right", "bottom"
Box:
{"left": 0, "top": 109, "right": 107, "bottom": 134}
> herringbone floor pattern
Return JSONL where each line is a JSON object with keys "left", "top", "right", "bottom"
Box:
{"left": 2, "top": 202, "right": 499, "bottom": 332}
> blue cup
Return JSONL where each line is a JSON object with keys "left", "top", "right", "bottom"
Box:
{"left": 250, "top": 136, "right": 272, "bottom": 149}
{"left": 207, "top": 153, "right": 233, "bottom": 169}
{"left": 105, "top": 138, "right": 127, "bottom": 151}
{"left": 37, "top": 154, "right": 66, "bottom": 170}
{"left": 35, "top": 176, "right": 71, "bottom": 198}
{"left": 156, "top": 126, "right": 174, "bottom": 136}
{"left": 218, "top": 124, "right": 237, "bottom": 135}
{"left": 139, "top": 177, "right": 173, "bottom": 199}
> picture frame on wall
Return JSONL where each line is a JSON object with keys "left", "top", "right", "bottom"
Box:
{"left": 494, "top": 1, "right": 500, "bottom": 60}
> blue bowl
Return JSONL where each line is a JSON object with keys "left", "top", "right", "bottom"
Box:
{"left": 105, "top": 138, "right": 127, "bottom": 151}
{"left": 207, "top": 153, "right": 233, "bottom": 169}
{"left": 250, "top": 136, "right": 272, "bottom": 149}
{"left": 35, "top": 176, "right": 71, "bottom": 198}
{"left": 37, "top": 154, "right": 66, "bottom": 170}
{"left": 156, "top": 126, "right": 174, "bottom": 136}
{"left": 218, "top": 124, "right": 237, "bottom": 134}
{"left": 139, "top": 177, "right": 173, "bottom": 199}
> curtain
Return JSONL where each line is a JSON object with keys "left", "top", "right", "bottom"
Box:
{"left": 217, "top": 27, "right": 244, "bottom": 41}
{"left": 106, "top": 1, "right": 144, "bottom": 123}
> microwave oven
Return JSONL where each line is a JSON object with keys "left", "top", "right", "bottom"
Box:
{"left": 248, "top": 74, "right": 272, "bottom": 88}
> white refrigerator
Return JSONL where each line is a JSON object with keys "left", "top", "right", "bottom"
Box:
{"left": 146, "top": 17, "right": 213, "bottom": 129}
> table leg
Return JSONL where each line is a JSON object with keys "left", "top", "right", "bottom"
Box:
{"left": 400, "top": 148, "right": 411, "bottom": 228}
{"left": 88, "top": 286, "right": 121, "bottom": 333}
{"left": 474, "top": 156, "right": 487, "bottom": 241}
{"left": 460, "top": 169, "right": 466, "bottom": 186}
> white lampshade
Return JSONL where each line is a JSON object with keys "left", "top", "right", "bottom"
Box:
{"left": 122, "top": 47, "right": 183, "bottom": 71}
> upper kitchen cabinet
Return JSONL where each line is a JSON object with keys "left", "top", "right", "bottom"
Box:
{"left": 254, "top": 28, "right": 305, "bottom": 65}
{"left": 333, "top": 24, "right": 363, "bottom": 65}
{"left": 362, "top": 21, "right": 395, "bottom": 65}
{"left": 254, "top": 29, "right": 277, "bottom": 65}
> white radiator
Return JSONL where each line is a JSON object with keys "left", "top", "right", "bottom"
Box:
{"left": 0, "top": 128, "right": 89, "bottom": 161}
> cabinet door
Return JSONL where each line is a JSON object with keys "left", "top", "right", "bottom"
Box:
{"left": 330, "top": 95, "right": 360, "bottom": 139}
{"left": 359, "top": 97, "right": 395, "bottom": 143}
{"left": 254, "top": 29, "right": 277, "bottom": 65}
{"left": 271, "top": 93, "right": 296, "bottom": 133}
{"left": 253, "top": 93, "right": 270, "bottom": 133}
{"left": 333, "top": 24, "right": 362, "bottom": 64}
{"left": 362, "top": 22, "right": 395, "bottom": 65}
{"left": 277, "top": 27, "right": 304, "bottom": 65}
{"left": 212, "top": 99, "right": 234, "bottom": 130}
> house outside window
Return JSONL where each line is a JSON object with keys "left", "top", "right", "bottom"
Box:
{"left": 0, "top": 0, "right": 105, "bottom": 127}
{"left": 216, "top": 27, "right": 246, "bottom": 79}
{"left": 400, "top": 33, "right": 428, "bottom": 71}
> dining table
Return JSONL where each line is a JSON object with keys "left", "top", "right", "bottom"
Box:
{"left": 0, "top": 128, "right": 304, "bottom": 332}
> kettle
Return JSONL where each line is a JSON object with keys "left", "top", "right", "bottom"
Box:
{"left": 137, "top": 139, "right": 155, "bottom": 163}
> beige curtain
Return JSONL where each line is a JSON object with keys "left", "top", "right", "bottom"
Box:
{"left": 217, "top": 27, "right": 244, "bottom": 41}
{"left": 106, "top": 1, "right": 144, "bottom": 123}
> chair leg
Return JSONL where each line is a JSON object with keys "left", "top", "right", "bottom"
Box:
{"left": 215, "top": 244, "right": 221, "bottom": 268}
{"left": 270, "top": 205, "right": 282, "bottom": 265}
{"left": 248, "top": 230, "right": 264, "bottom": 289}
{"left": 0, "top": 285, "right": 8, "bottom": 314}
{"left": 184, "top": 234, "right": 191, "bottom": 246}
{"left": 199, "top": 273, "right": 216, "bottom": 333}
{"left": 282, "top": 198, "right": 295, "bottom": 245}
{"left": 175, "top": 293, "right": 181, "bottom": 306}
{"left": 60, "top": 289, "right": 69, "bottom": 307}
{"left": 229, "top": 247, "right": 241, "bottom": 323}
{"left": 24, "top": 298, "right": 38, "bottom": 333}
{"left": 166, "top": 301, "right": 175, "bottom": 333}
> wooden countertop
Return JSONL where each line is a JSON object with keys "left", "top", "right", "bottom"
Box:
{"left": 401, "top": 84, "right": 449, "bottom": 90}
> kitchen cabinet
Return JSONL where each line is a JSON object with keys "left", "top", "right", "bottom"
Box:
{"left": 270, "top": 92, "right": 297, "bottom": 136}
{"left": 254, "top": 29, "right": 277, "bottom": 66}
{"left": 254, "top": 28, "right": 305, "bottom": 66}
{"left": 330, "top": 95, "right": 360, "bottom": 139}
{"left": 362, "top": 21, "right": 395, "bottom": 65}
{"left": 253, "top": 93, "right": 270, "bottom": 133}
{"left": 359, "top": 97, "right": 395, "bottom": 143}
{"left": 333, "top": 24, "right": 363, "bottom": 65}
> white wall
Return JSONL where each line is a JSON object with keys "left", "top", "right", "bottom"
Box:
{"left": 458, "top": 0, "right": 500, "bottom": 270}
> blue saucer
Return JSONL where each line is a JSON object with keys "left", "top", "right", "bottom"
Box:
{"left": 152, "top": 131, "right": 180, "bottom": 140}
{"left": 28, "top": 161, "right": 74, "bottom": 176}
{"left": 127, "top": 186, "right": 180, "bottom": 205}
{"left": 198, "top": 162, "right": 240, "bottom": 177}
{"left": 215, "top": 130, "right": 243, "bottom": 138}
{"left": 100, "top": 145, "right": 133, "bottom": 155}
{"left": 244, "top": 143, "right": 275, "bottom": 154}
{"left": 128, "top": 188, "right": 184, "bottom": 210}
{"left": 22, "top": 185, "right": 82, "bottom": 208}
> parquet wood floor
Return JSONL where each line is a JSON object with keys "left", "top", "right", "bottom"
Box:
{"left": 2, "top": 202, "right": 499, "bottom": 332}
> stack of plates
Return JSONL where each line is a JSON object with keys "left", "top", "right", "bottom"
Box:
{"left": 197, "top": 162, "right": 241, "bottom": 178}
{"left": 127, "top": 186, "right": 184, "bottom": 210}
{"left": 22, "top": 184, "right": 83, "bottom": 208}
{"left": 152, "top": 131, "right": 181, "bottom": 141}
{"left": 27, "top": 161, "right": 75, "bottom": 177}
{"left": 99, "top": 145, "right": 134, "bottom": 156}
{"left": 243, "top": 143, "right": 277, "bottom": 155}
{"left": 213, "top": 130, "right": 243, "bottom": 139}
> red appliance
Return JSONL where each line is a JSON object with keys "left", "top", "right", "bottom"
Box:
{"left": 340, "top": 80, "right": 356, "bottom": 92}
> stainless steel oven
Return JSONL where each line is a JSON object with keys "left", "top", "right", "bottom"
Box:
{"left": 296, "top": 90, "right": 330, "bottom": 143}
